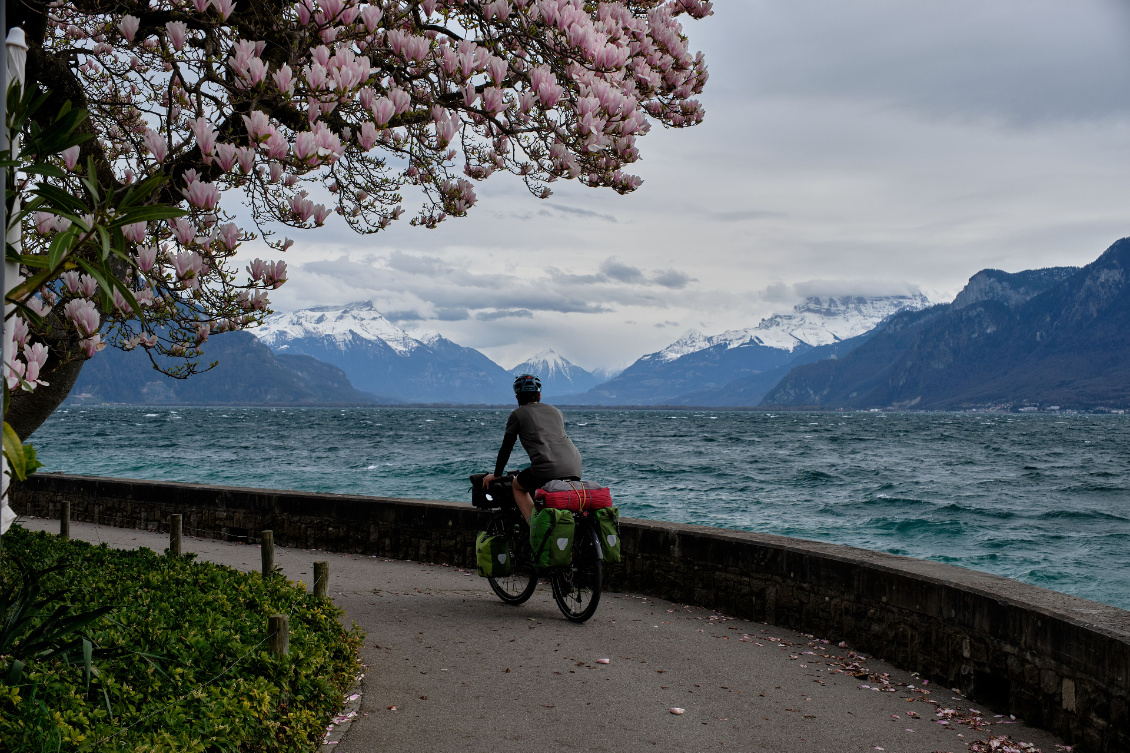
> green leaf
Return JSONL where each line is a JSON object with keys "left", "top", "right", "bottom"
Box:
{"left": 83, "top": 638, "right": 93, "bottom": 696}
{"left": 46, "top": 224, "right": 79, "bottom": 273}
{"left": 3, "top": 659, "right": 25, "bottom": 685}
{"left": 96, "top": 225, "right": 111, "bottom": 261}
{"left": 110, "top": 205, "right": 187, "bottom": 226}
{"left": 21, "top": 164, "right": 66, "bottom": 179}
{"left": 31, "top": 183, "right": 87, "bottom": 214}
{"left": 3, "top": 421, "right": 28, "bottom": 481}
{"left": 117, "top": 174, "right": 168, "bottom": 210}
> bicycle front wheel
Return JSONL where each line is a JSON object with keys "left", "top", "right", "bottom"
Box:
{"left": 551, "top": 522, "right": 603, "bottom": 623}
{"left": 485, "top": 513, "right": 538, "bottom": 604}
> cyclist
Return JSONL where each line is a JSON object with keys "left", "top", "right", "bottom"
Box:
{"left": 481, "top": 374, "right": 582, "bottom": 522}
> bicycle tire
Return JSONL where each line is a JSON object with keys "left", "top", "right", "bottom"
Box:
{"left": 551, "top": 521, "right": 603, "bottom": 623}
{"left": 485, "top": 512, "right": 538, "bottom": 604}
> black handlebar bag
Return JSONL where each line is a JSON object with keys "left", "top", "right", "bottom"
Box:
{"left": 469, "top": 473, "right": 516, "bottom": 509}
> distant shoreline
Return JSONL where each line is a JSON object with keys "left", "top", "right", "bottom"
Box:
{"left": 57, "top": 402, "right": 1127, "bottom": 414}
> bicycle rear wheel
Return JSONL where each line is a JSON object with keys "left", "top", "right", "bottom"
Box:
{"left": 485, "top": 512, "right": 538, "bottom": 604}
{"left": 551, "top": 522, "right": 602, "bottom": 623}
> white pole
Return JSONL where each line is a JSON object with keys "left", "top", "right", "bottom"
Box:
{"left": 0, "top": 26, "right": 28, "bottom": 537}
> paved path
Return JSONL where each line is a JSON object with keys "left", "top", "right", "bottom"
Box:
{"left": 19, "top": 517, "right": 1067, "bottom": 753}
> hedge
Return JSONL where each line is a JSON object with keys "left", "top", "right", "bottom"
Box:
{"left": 0, "top": 525, "right": 363, "bottom": 752}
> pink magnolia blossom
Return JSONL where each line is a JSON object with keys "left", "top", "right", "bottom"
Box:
{"left": 122, "top": 221, "right": 147, "bottom": 244}
{"left": 6, "top": 358, "right": 25, "bottom": 391}
{"left": 236, "top": 146, "right": 257, "bottom": 172}
{"left": 79, "top": 274, "right": 100, "bottom": 298}
{"left": 34, "top": 212, "right": 56, "bottom": 235}
{"left": 142, "top": 128, "right": 167, "bottom": 162}
{"left": 289, "top": 191, "right": 314, "bottom": 222}
{"left": 264, "top": 260, "right": 287, "bottom": 287}
{"left": 292, "top": 132, "right": 317, "bottom": 165}
{"left": 64, "top": 298, "right": 100, "bottom": 337}
{"left": 189, "top": 117, "right": 218, "bottom": 159}
{"left": 135, "top": 288, "right": 156, "bottom": 308}
{"left": 136, "top": 245, "right": 158, "bottom": 272}
{"left": 183, "top": 180, "right": 220, "bottom": 209}
{"left": 22, "top": 343, "right": 50, "bottom": 387}
{"left": 118, "top": 15, "right": 140, "bottom": 42}
{"left": 389, "top": 88, "right": 411, "bottom": 114}
{"left": 26, "top": 296, "right": 53, "bottom": 318}
{"left": 247, "top": 258, "right": 266, "bottom": 282}
{"left": 171, "top": 217, "right": 196, "bottom": 245}
{"left": 214, "top": 142, "right": 239, "bottom": 171}
{"left": 111, "top": 288, "right": 131, "bottom": 312}
{"left": 241, "top": 110, "right": 273, "bottom": 141}
{"left": 211, "top": 0, "right": 236, "bottom": 21}
{"left": 81, "top": 334, "right": 106, "bottom": 358}
{"left": 371, "top": 97, "right": 395, "bottom": 126}
{"left": 360, "top": 5, "right": 382, "bottom": 31}
{"left": 272, "top": 64, "right": 295, "bottom": 95}
{"left": 311, "top": 204, "right": 331, "bottom": 225}
{"left": 216, "top": 222, "right": 240, "bottom": 251}
{"left": 12, "top": 317, "right": 29, "bottom": 348}
{"left": 61, "top": 145, "right": 80, "bottom": 170}
{"left": 165, "top": 20, "right": 187, "bottom": 51}
{"left": 174, "top": 250, "right": 204, "bottom": 285}
{"left": 138, "top": 332, "right": 159, "bottom": 348}
{"left": 358, "top": 121, "right": 379, "bottom": 150}
{"left": 481, "top": 87, "right": 505, "bottom": 114}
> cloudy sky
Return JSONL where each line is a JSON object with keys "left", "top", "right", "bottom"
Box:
{"left": 253, "top": 0, "right": 1130, "bottom": 371}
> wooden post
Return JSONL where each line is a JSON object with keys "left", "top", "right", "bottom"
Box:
{"left": 261, "top": 530, "right": 274, "bottom": 576}
{"left": 60, "top": 501, "right": 70, "bottom": 539}
{"left": 169, "top": 514, "right": 182, "bottom": 556}
{"left": 313, "top": 561, "right": 328, "bottom": 599}
{"left": 269, "top": 614, "right": 289, "bottom": 656}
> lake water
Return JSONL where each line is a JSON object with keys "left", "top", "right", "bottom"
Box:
{"left": 29, "top": 407, "right": 1130, "bottom": 610}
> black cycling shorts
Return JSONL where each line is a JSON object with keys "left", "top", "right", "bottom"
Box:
{"left": 515, "top": 468, "right": 579, "bottom": 493}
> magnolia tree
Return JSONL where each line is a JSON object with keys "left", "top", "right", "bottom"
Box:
{"left": 6, "top": 0, "right": 710, "bottom": 438}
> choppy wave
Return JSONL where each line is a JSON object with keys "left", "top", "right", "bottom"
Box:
{"left": 30, "top": 407, "right": 1130, "bottom": 610}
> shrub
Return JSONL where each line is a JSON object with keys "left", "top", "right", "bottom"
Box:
{"left": 0, "top": 526, "right": 363, "bottom": 752}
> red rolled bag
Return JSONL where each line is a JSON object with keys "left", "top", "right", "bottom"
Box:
{"left": 534, "top": 480, "right": 613, "bottom": 511}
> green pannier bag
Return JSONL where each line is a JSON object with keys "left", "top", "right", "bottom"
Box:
{"left": 529, "top": 508, "right": 575, "bottom": 568}
{"left": 476, "top": 532, "right": 512, "bottom": 578}
{"left": 595, "top": 507, "right": 621, "bottom": 564}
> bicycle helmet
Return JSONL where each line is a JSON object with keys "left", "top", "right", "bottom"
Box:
{"left": 513, "top": 374, "right": 542, "bottom": 394}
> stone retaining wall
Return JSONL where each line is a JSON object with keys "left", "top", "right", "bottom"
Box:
{"left": 11, "top": 473, "right": 1129, "bottom": 752}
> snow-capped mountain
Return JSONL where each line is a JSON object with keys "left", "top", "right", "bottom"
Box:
{"left": 255, "top": 301, "right": 422, "bottom": 355}
{"left": 509, "top": 349, "right": 601, "bottom": 396}
{"left": 647, "top": 294, "right": 930, "bottom": 364}
{"left": 561, "top": 294, "right": 930, "bottom": 406}
{"left": 253, "top": 301, "right": 511, "bottom": 403}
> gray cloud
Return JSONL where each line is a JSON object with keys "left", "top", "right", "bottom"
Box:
{"left": 600, "top": 258, "right": 645, "bottom": 283}
{"left": 384, "top": 309, "right": 424, "bottom": 322}
{"left": 652, "top": 269, "right": 694, "bottom": 289}
{"left": 547, "top": 204, "right": 619, "bottom": 223}
{"left": 761, "top": 279, "right": 926, "bottom": 302}
{"left": 476, "top": 309, "right": 534, "bottom": 321}
{"left": 386, "top": 251, "right": 454, "bottom": 276}
{"left": 710, "top": 209, "right": 784, "bottom": 222}
{"left": 716, "top": 1, "right": 1130, "bottom": 126}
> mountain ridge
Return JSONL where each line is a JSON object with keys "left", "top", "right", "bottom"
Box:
{"left": 762, "top": 241, "right": 1130, "bottom": 410}
{"left": 561, "top": 294, "right": 930, "bottom": 405}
